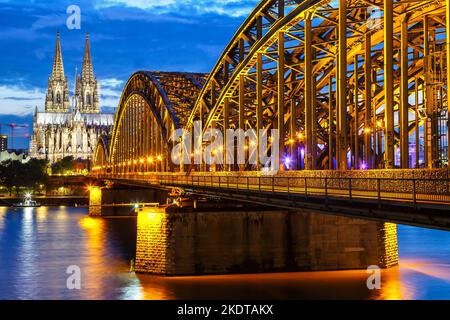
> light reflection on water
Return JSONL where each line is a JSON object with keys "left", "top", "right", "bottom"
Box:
{"left": 0, "top": 207, "right": 449, "bottom": 300}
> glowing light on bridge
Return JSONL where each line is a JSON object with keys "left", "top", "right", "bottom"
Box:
{"left": 92, "top": 0, "right": 450, "bottom": 174}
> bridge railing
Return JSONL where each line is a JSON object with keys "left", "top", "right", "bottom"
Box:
{"left": 94, "top": 173, "right": 450, "bottom": 206}
{"left": 154, "top": 174, "right": 450, "bottom": 206}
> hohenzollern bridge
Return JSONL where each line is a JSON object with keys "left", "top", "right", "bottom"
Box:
{"left": 91, "top": 0, "right": 450, "bottom": 231}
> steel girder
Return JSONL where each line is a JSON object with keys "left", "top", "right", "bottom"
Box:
{"left": 97, "top": 0, "right": 450, "bottom": 174}
{"left": 105, "top": 71, "right": 205, "bottom": 173}
{"left": 92, "top": 134, "right": 110, "bottom": 174}
{"left": 184, "top": 0, "right": 449, "bottom": 171}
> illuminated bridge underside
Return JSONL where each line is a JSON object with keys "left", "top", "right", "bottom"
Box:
{"left": 93, "top": 0, "right": 450, "bottom": 229}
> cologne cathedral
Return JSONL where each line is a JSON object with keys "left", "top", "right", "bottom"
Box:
{"left": 29, "top": 32, "right": 114, "bottom": 163}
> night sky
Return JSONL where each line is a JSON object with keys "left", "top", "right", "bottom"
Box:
{"left": 0, "top": 0, "right": 259, "bottom": 149}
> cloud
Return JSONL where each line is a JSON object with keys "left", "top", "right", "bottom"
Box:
{"left": 98, "top": 6, "right": 197, "bottom": 24}
{"left": 98, "top": 77, "right": 124, "bottom": 110}
{"left": 0, "top": 27, "right": 51, "bottom": 42}
{"left": 101, "top": 106, "right": 116, "bottom": 113}
{"left": 96, "top": 0, "right": 259, "bottom": 18}
{"left": 100, "top": 77, "right": 124, "bottom": 88}
{"left": 0, "top": 77, "right": 122, "bottom": 117}
{"left": 0, "top": 79, "right": 122, "bottom": 116}
{"left": 31, "top": 13, "right": 67, "bottom": 30}
{"left": 0, "top": 7, "right": 65, "bottom": 42}
{"left": 0, "top": 84, "right": 45, "bottom": 116}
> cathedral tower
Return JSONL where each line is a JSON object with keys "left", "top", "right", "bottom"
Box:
{"left": 45, "top": 32, "right": 70, "bottom": 113}
{"left": 77, "top": 33, "right": 100, "bottom": 113}
{"left": 30, "top": 32, "right": 114, "bottom": 163}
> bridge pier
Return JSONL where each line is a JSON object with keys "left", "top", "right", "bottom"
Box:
{"left": 89, "top": 186, "right": 168, "bottom": 216}
{"left": 89, "top": 186, "right": 102, "bottom": 216}
{"left": 135, "top": 206, "right": 398, "bottom": 276}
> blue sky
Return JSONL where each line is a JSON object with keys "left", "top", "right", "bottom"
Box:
{"left": 0, "top": 0, "right": 259, "bottom": 149}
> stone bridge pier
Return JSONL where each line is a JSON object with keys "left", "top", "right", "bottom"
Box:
{"left": 135, "top": 206, "right": 398, "bottom": 276}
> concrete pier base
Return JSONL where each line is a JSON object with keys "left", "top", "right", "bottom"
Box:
{"left": 135, "top": 207, "right": 398, "bottom": 275}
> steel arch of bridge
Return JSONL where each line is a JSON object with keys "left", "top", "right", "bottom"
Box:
{"left": 106, "top": 71, "right": 205, "bottom": 174}
{"left": 95, "top": 0, "right": 450, "bottom": 174}
{"left": 92, "top": 135, "right": 110, "bottom": 174}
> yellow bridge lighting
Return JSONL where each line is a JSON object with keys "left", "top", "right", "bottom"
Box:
{"left": 92, "top": 0, "right": 450, "bottom": 172}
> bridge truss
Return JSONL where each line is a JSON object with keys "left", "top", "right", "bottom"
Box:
{"left": 94, "top": 0, "right": 450, "bottom": 175}
{"left": 105, "top": 71, "right": 206, "bottom": 174}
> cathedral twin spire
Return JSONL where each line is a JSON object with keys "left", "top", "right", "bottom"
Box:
{"left": 51, "top": 32, "right": 65, "bottom": 81}
{"left": 45, "top": 32, "right": 99, "bottom": 114}
{"left": 81, "top": 33, "right": 94, "bottom": 82}
{"left": 45, "top": 32, "right": 69, "bottom": 113}
{"left": 76, "top": 33, "right": 100, "bottom": 114}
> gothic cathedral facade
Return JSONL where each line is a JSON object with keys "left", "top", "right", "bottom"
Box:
{"left": 30, "top": 33, "right": 114, "bottom": 163}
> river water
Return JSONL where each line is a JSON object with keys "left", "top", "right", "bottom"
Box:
{"left": 0, "top": 206, "right": 449, "bottom": 300}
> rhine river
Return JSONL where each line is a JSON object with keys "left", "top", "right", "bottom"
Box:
{"left": 0, "top": 206, "right": 449, "bottom": 300}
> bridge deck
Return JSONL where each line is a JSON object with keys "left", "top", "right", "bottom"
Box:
{"left": 93, "top": 171, "right": 450, "bottom": 230}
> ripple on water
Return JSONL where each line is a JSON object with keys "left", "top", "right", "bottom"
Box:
{"left": 0, "top": 207, "right": 449, "bottom": 299}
